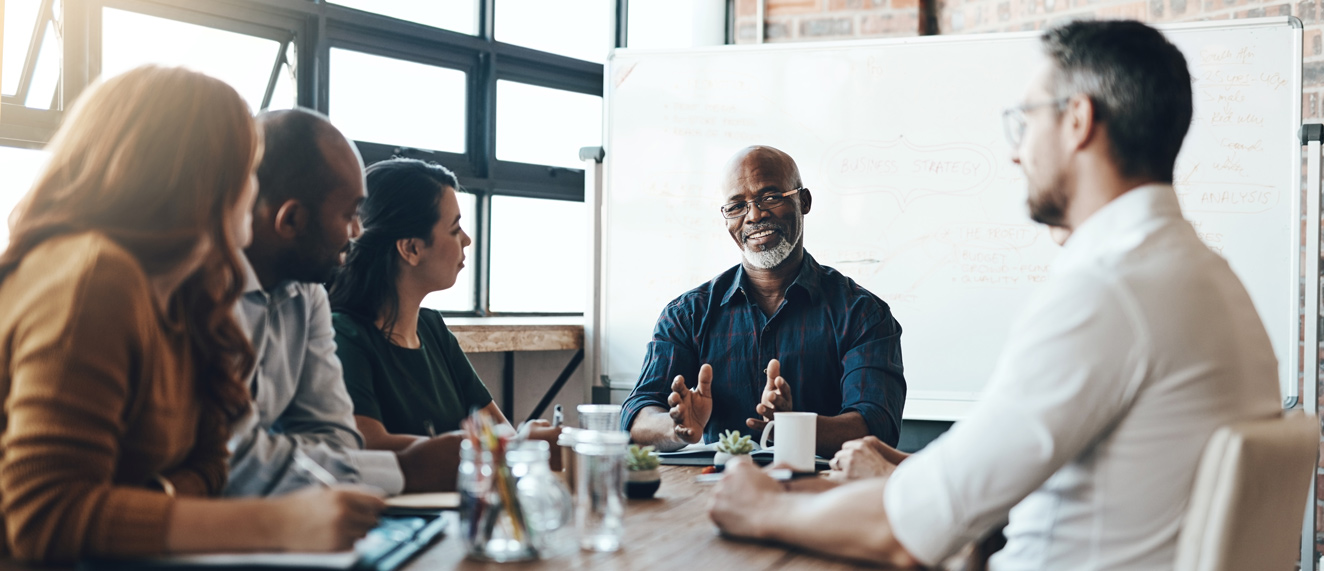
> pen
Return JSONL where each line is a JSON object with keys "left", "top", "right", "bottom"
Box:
{"left": 552, "top": 404, "right": 564, "bottom": 428}
{"left": 292, "top": 448, "right": 339, "bottom": 487}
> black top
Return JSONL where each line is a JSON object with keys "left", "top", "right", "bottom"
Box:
{"left": 332, "top": 309, "right": 493, "bottom": 436}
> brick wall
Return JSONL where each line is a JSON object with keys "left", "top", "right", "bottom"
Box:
{"left": 733, "top": 0, "right": 924, "bottom": 42}
{"left": 733, "top": 0, "right": 1323, "bottom": 119}
{"left": 733, "top": 0, "right": 1324, "bottom": 561}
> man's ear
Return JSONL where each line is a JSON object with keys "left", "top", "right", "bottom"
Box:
{"left": 1064, "top": 94, "right": 1098, "bottom": 152}
{"left": 395, "top": 238, "right": 423, "bottom": 267}
{"left": 798, "top": 187, "right": 813, "bottom": 216}
{"left": 271, "top": 199, "right": 308, "bottom": 240}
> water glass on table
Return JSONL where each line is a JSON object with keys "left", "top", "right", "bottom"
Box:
{"left": 576, "top": 404, "right": 622, "bottom": 431}
{"left": 573, "top": 429, "right": 630, "bottom": 552}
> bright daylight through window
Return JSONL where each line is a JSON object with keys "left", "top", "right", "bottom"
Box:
{"left": 329, "top": 48, "right": 467, "bottom": 154}
{"left": 101, "top": 8, "right": 295, "bottom": 112}
{"left": 3, "top": 0, "right": 62, "bottom": 109}
{"left": 0, "top": 147, "right": 48, "bottom": 251}
{"left": 331, "top": 0, "right": 477, "bottom": 36}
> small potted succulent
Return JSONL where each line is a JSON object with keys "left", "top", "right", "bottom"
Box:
{"left": 712, "top": 429, "right": 754, "bottom": 466}
{"left": 626, "top": 444, "right": 661, "bottom": 499}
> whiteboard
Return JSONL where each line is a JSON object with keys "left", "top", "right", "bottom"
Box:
{"left": 599, "top": 18, "right": 1305, "bottom": 420}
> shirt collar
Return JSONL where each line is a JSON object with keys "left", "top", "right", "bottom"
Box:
{"left": 720, "top": 251, "right": 824, "bottom": 306}
{"left": 240, "top": 254, "right": 301, "bottom": 302}
{"left": 1056, "top": 183, "right": 1182, "bottom": 269}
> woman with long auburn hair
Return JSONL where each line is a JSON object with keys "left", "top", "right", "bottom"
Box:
{"left": 0, "top": 66, "right": 382, "bottom": 563}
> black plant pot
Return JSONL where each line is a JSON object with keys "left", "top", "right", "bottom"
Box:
{"left": 626, "top": 469, "right": 661, "bottom": 499}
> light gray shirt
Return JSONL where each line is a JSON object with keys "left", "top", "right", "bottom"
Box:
{"left": 886, "top": 184, "right": 1281, "bottom": 570}
{"left": 224, "top": 258, "right": 404, "bottom": 496}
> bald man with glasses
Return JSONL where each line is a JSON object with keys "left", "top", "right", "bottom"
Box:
{"left": 620, "top": 146, "right": 907, "bottom": 457}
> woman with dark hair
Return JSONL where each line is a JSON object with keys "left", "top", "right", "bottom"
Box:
{"left": 329, "top": 159, "right": 558, "bottom": 452}
{"left": 0, "top": 66, "right": 382, "bottom": 563}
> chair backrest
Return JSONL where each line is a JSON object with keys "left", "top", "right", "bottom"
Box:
{"left": 1174, "top": 412, "right": 1318, "bottom": 571}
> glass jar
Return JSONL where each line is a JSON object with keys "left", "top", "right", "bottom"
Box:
{"left": 459, "top": 439, "right": 574, "bottom": 562}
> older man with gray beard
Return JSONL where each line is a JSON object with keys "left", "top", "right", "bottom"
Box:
{"left": 620, "top": 146, "right": 907, "bottom": 457}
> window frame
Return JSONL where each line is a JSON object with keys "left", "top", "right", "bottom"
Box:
{"left": 0, "top": 0, "right": 635, "bottom": 316}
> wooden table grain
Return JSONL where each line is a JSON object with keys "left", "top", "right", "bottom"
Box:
{"left": 404, "top": 465, "right": 877, "bottom": 570}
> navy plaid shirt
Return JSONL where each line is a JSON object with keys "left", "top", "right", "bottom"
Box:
{"left": 621, "top": 252, "right": 906, "bottom": 447}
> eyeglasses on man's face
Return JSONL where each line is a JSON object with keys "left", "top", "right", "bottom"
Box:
{"left": 720, "top": 187, "right": 804, "bottom": 219}
{"left": 1002, "top": 97, "right": 1070, "bottom": 146}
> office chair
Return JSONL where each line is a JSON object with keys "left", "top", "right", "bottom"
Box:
{"left": 1174, "top": 411, "right": 1317, "bottom": 571}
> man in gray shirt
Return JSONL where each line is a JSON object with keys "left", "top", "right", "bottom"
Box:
{"left": 226, "top": 108, "right": 456, "bottom": 496}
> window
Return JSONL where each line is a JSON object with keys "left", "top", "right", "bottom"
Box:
{"left": 627, "top": 0, "right": 727, "bottom": 49}
{"left": 3, "top": 0, "right": 62, "bottom": 109}
{"left": 496, "top": 80, "right": 602, "bottom": 169}
{"left": 0, "top": 147, "right": 48, "bottom": 251}
{"left": 330, "top": 1, "right": 477, "bottom": 36}
{"left": 0, "top": 0, "right": 623, "bottom": 316}
{"left": 488, "top": 196, "right": 587, "bottom": 313}
{"left": 421, "top": 190, "right": 478, "bottom": 312}
{"left": 495, "top": 0, "right": 613, "bottom": 63}
{"left": 329, "top": 49, "right": 467, "bottom": 154}
{"left": 100, "top": 8, "right": 295, "bottom": 112}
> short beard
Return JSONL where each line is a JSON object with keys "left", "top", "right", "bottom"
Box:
{"left": 1027, "top": 184, "right": 1070, "bottom": 227}
{"left": 285, "top": 218, "right": 344, "bottom": 284}
{"left": 741, "top": 215, "right": 802, "bottom": 270}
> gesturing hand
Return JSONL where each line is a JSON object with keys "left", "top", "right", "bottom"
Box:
{"left": 668, "top": 364, "right": 714, "bottom": 444}
{"left": 746, "top": 358, "right": 792, "bottom": 432}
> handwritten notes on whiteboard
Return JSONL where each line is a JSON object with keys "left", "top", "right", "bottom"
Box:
{"left": 603, "top": 21, "right": 1301, "bottom": 417}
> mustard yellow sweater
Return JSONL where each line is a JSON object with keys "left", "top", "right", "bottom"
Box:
{"left": 0, "top": 232, "right": 229, "bottom": 563}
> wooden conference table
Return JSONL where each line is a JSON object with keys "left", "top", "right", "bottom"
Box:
{"left": 403, "top": 465, "right": 881, "bottom": 570}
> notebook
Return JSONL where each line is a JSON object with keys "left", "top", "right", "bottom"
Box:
{"left": 657, "top": 442, "right": 830, "bottom": 470}
{"left": 78, "top": 512, "right": 454, "bottom": 571}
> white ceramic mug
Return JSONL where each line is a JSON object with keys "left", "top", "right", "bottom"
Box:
{"left": 759, "top": 411, "right": 818, "bottom": 473}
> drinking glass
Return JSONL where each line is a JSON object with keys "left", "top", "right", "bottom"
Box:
{"left": 573, "top": 429, "right": 629, "bottom": 552}
{"left": 577, "top": 404, "right": 622, "bottom": 431}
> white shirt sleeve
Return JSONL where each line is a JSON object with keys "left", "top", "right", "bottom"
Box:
{"left": 885, "top": 269, "right": 1149, "bottom": 564}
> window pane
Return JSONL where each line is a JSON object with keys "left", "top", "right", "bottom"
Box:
{"left": 24, "top": 21, "right": 60, "bottom": 109}
{"left": 101, "top": 8, "right": 287, "bottom": 112}
{"left": 331, "top": 0, "right": 476, "bottom": 35}
{"left": 0, "top": 146, "right": 48, "bottom": 251}
{"left": 2, "top": 0, "right": 42, "bottom": 97}
{"left": 627, "top": 0, "right": 726, "bottom": 49}
{"left": 421, "top": 189, "right": 478, "bottom": 312}
{"left": 489, "top": 196, "right": 586, "bottom": 313}
{"left": 329, "top": 49, "right": 466, "bottom": 153}
{"left": 495, "top": 0, "right": 612, "bottom": 63}
{"left": 3, "top": 0, "right": 61, "bottom": 107}
{"left": 267, "top": 44, "right": 298, "bottom": 112}
{"left": 496, "top": 81, "right": 601, "bottom": 169}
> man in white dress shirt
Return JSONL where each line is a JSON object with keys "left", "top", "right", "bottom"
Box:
{"left": 707, "top": 20, "right": 1282, "bottom": 570}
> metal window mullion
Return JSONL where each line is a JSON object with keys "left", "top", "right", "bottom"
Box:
{"left": 470, "top": 50, "right": 495, "bottom": 178}
{"left": 259, "top": 38, "right": 288, "bottom": 111}
{"left": 312, "top": 11, "right": 329, "bottom": 114}
{"left": 475, "top": 190, "right": 493, "bottom": 316}
{"left": 615, "top": 0, "right": 627, "bottom": 49}
{"left": 15, "top": 0, "right": 55, "bottom": 104}
{"left": 478, "top": 0, "right": 494, "bottom": 41}
{"left": 296, "top": 12, "right": 319, "bottom": 109}
{"left": 725, "top": 0, "right": 736, "bottom": 45}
